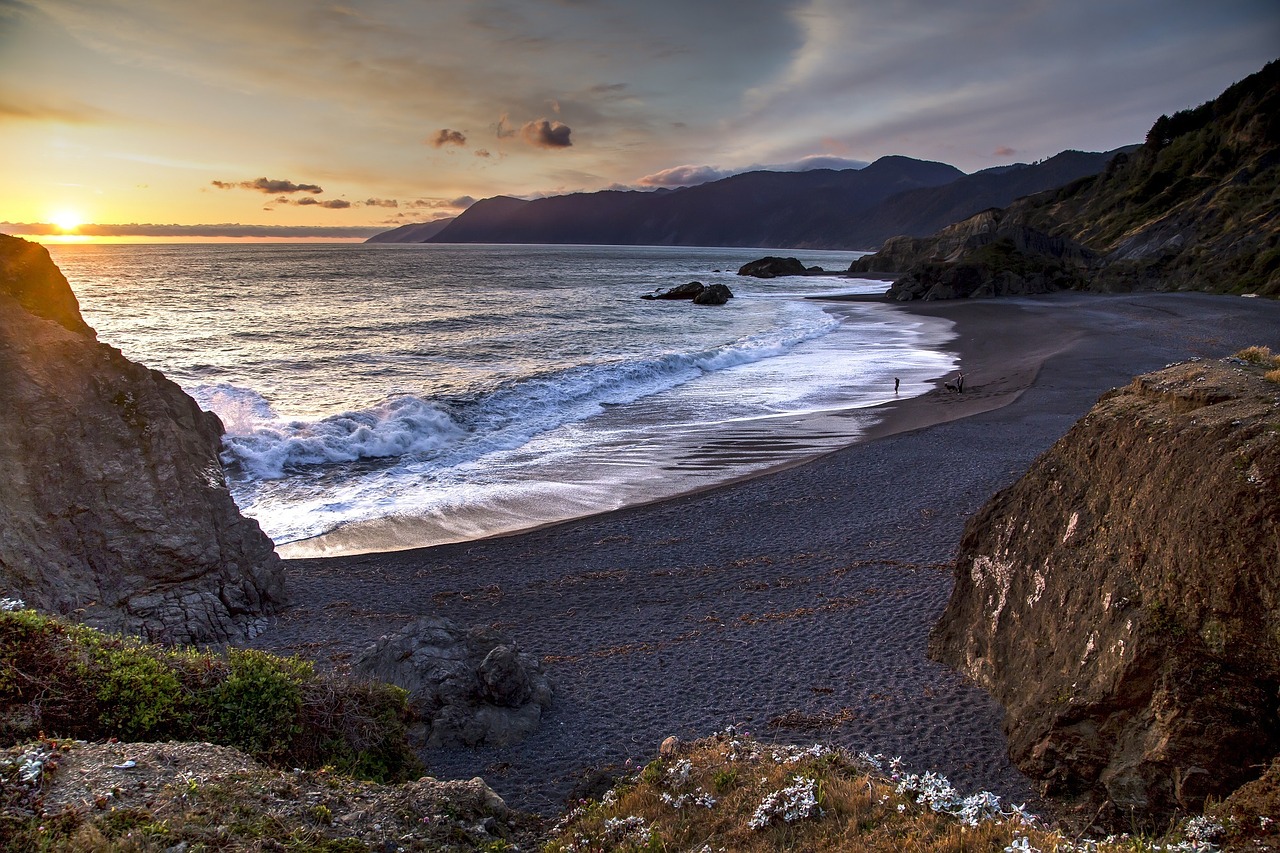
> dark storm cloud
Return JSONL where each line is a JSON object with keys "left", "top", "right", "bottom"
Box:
{"left": 431, "top": 128, "right": 467, "bottom": 147}
{"left": 520, "top": 118, "right": 572, "bottom": 148}
{"left": 212, "top": 177, "right": 324, "bottom": 194}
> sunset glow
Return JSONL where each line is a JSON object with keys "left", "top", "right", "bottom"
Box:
{"left": 49, "top": 210, "right": 83, "bottom": 233}
{"left": 1, "top": 1, "right": 1276, "bottom": 243}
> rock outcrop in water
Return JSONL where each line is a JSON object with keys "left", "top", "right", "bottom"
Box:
{"left": 0, "top": 235, "right": 285, "bottom": 644}
{"left": 929, "top": 358, "right": 1280, "bottom": 827}
{"left": 737, "top": 257, "right": 823, "bottom": 278}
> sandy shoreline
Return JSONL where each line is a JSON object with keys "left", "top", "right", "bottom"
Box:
{"left": 248, "top": 291, "right": 1280, "bottom": 816}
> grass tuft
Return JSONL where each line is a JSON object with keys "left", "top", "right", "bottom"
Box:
{"left": 1234, "top": 345, "right": 1280, "bottom": 366}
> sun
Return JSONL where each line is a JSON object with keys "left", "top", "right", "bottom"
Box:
{"left": 49, "top": 209, "right": 83, "bottom": 233}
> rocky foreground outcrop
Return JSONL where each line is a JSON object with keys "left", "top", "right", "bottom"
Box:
{"left": 929, "top": 358, "right": 1280, "bottom": 827}
{"left": 0, "top": 235, "right": 285, "bottom": 643}
{"left": 356, "top": 616, "right": 553, "bottom": 749}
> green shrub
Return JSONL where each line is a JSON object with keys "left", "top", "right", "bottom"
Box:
{"left": 205, "top": 648, "right": 309, "bottom": 761}
{"left": 0, "top": 609, "right": 421, "bottom": 783}
{"left": 93, "top": 644, "right": 188, "bottom": 739}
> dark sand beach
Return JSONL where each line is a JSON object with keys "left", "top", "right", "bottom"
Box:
{"left": 249, "top": 291, "right": 1280, "bottom": 816}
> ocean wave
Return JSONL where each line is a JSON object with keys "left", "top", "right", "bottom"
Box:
{"left": 202, "top": 305, "right": 840, "bottom": 481}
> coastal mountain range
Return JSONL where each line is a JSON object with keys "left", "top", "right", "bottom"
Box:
{"left": 368, "top": 149, "right": 1125, "bottom": 250}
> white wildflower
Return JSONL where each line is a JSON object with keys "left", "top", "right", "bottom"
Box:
{"left": 1004, "top": 837, "right": 1039, "bottom": 853}
{"left": 955, "top": 790, "right": 1003, "bottom": 827}
{"left": 0, "top": 597, "right": 25, "bottom": 612}
{"left": 1183, "top": 815, "right": 1224, "bottom": 844}
{"left": 748, "top": 775, "right": 822, "bottom": 830}
{"left": 1003, "top": 802, "right": 1039, "bottom": 826}
{"left": 601, "top": 815, "right": 651, "bottom": 846}
{"left": 667, "top": 758, "right": 693, "bottom": 786}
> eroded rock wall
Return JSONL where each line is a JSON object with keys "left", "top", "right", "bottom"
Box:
{"left": 929, "top": 358, "right": 1280, "bottom": 825}
{"left": 0, "top": 235, "right": 285, "bottom": 643}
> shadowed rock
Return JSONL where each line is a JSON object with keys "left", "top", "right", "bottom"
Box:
{"left": 356, "top": 616, "right": 553, "bottom": 748}
{"left": 0, "top": 234, "right": 285, "bottom": 644}
{"left": 692, "top": 283, "right": 734, "bottom": 305}
{"left": 929, "top": 358, "right": 1280, "bottom": 828}
{"left": 641, "top": 281, "right": 705, "bottom": 300}
{"left": 737, "top": 257, "right": 823, "bottom": 278}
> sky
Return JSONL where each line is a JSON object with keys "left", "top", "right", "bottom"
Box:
{"left": 1, "top": 0, "right": 1277, "bottom": 242}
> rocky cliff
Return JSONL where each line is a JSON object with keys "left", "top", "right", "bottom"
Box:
{"left": 0, "top": 235, "right": 285, "bottom": 643}
{"left": 929, "top": 357, "right": 1280, "bottom": 827}
{"left": 853, "top": 59, "right": 1280, "bottom": 298}
{"left": 851, "top": 207, "right": 1096, "bottom": 300}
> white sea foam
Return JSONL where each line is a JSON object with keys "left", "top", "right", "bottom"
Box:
{"left": 201, "top": 301, "right": 841, "bottom": 482}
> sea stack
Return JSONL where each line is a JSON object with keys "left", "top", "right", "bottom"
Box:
{"left": 0, "top": 234, "right": 286, "bottom": 643}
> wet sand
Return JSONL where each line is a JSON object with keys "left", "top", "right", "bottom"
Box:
{"left": 248, "top": 291, "right": 1280, "bottom": 816}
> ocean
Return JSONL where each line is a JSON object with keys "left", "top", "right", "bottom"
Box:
{"left": 47, "top": 243, "right": 957, "bottom": 556}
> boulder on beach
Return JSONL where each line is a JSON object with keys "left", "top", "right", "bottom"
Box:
{"left": 641, "top": 281, "right": 705, "bottom": 300}
{"left": 0, "top": 234, "right": 286, "bottom": 644}
{"left": 355, "top": 615, "right": 554, "bottom": 749}
{"left": 929, "top": 357, "right": 1280, "bottom": 828}
{"left": 736, "top": 257, "right": 823, "bottom": 278}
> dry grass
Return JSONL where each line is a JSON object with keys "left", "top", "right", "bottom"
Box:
{"left": 1232, "top": 346, "right": 1280, "bottom": 383}
{"left": 544, "top": 731, "right": 1228, "bottom": 852}
{"left": 1234, "top": 345, "right": 1280, "bottom": 366}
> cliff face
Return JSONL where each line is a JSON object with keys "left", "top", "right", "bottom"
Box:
{"left": 0, "top": 235, "right": 285, "bottom": 643}
{"left": 853, "top": 60, "right": 1280, "bottom": 298}
{"left": 929, "top": 358, "right": 1280, "bottom": 825}
{"left": 851, "top": 207, "right": 1096, "bottom": 300}
{"left": 1011, "top": 59, "right": 1280, "bottom": 296}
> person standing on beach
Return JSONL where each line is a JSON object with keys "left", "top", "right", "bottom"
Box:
{"left": 958, "top": 371, "right": 965, "bottom": 393}
{"left": 894, "top": 377, "right": 900, "bottom": 394}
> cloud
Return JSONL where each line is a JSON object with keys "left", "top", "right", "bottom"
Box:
{"left": 495, "top": 113, "right": 517, "bottom": 139}
{"left": 520, "top": 118, "right": 572, "bottom": 148}
{"left": 0, "top": 92, "right": 111, "bottom": 124}
{"left": 406, "top": 195, "right": 476, "bottom": 210}
{"left": 636, "top": 164, "right": 735, "bottom": 187}
{"left": 292, "top": 197, "right": 350, "bottom": 208}
{"left": 431, "top": 128, "right": 467, "bottom": 147}
{"left": 993, "top": 146, "right": 1017, "bottom": 157}
{"left": 212, "top": 177, "right": 324, "bottom": 194}
{"left": 0, "top": 221, "right": 382, "bottom": 238}
{"left": 636, "top": 154, "right": 868, "bottom": 187}
{"left": 474, "top": 149, "right": 492, "bottom": 158}
{"left": 362, "top": 198, "right": 399, "bottom": 208}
